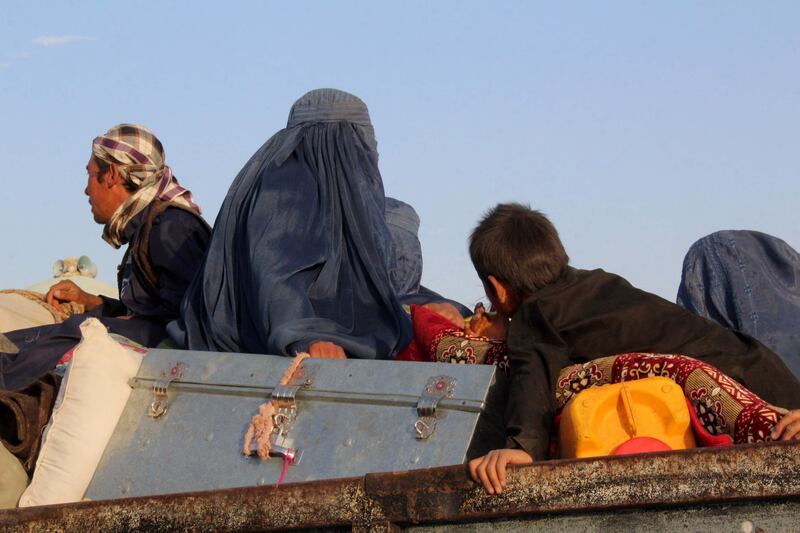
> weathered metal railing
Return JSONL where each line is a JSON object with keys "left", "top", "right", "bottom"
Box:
{"left": 1, "top": 440, "right": 798, "bottom": 532}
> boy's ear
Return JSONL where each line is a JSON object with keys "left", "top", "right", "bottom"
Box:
{"left": 486, "top": 275, "right": 506, "bottom": 304}
{"left": 487, "top": 275, "right": 520, "bottom": 315}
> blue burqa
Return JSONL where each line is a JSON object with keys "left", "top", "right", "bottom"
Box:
{"left": 177, "top": 89, "right": 412, "bottom": 358}
{"left": 384, "top": 197, "right": 472, "bottom": 317}
{"left": 677, "top": 230, "right": 800, "bottom": 378}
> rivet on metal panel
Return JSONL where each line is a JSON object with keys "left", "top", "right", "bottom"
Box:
{"left": 287, "top": 360, "right": 317, "bottom": 387}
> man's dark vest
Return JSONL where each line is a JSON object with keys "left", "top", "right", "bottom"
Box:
{"left": 118, "top": 200, "right": 210, "bottom": 297}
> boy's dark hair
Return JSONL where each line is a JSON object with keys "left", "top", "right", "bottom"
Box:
{"left": 469, "top": 203, "right": 569, "bottom": 297}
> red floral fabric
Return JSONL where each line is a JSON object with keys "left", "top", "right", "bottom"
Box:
{"left": 395, "top": 305, "right": 508, "bottom": 369}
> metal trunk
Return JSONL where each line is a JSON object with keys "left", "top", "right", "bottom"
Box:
{"left": 86, "top": 349, "right": 503, "bottom": 500}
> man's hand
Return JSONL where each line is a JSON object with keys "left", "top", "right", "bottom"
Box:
{"left": 468, "top": 448, "right": 533, "bottom": 494}
{"left": 772, "top": 410, "right": 800, "bottom": 441}
{"left": 308, "top": 341, "right": 347, "bottom": 359}
{"left": 45, "top": 280, "right": 103, "bottom": 311}
{"left": 422, "top": 303, "right": 466, "bottom": 329}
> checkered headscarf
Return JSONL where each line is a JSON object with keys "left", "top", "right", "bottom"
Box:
{"left": 92, "top": 124, "right": 201, "bottom": 248}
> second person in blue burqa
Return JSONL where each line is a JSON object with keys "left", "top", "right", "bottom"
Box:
{"left": 171, "top": 89, "right": 413, "bottom": 358}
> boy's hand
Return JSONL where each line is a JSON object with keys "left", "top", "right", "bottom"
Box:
{"left": 468, "top": 448, "right": 533, "bottom": 494}
{"left": 771, "top": 409, "right": 800, "bottom": 441}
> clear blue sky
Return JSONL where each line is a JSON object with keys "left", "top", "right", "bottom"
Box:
{"left": 1, "top": 2, "right": 798, "bottom": 308}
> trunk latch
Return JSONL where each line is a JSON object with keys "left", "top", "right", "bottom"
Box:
{"left": 415, "top": 375, "right": 457, "bottom": 439}
{"left": 148, "top": 362, "right": 187, "bottom": 419}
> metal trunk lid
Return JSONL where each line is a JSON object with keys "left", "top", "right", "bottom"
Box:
{"left": 86, "top": 348, "right": 502, "bottom": 500}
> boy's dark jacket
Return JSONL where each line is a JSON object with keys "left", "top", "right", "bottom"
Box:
{"left": 505, "top": 267, "right": 800, "bottom": 460}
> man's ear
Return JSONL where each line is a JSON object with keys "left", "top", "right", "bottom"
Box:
{"left": 486, "top": 275, "right": 520, "bottom": 315}
{"left": 104, "top": 164, "right": 122, "bottom": 189}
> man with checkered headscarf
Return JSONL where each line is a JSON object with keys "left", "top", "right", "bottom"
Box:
{"left": 0, "top": 124, "right": 210, "bottom": 391}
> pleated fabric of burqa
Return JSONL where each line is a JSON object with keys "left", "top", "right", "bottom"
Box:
{"left": 176, "top": 89, "right": 412, "bottom": 358}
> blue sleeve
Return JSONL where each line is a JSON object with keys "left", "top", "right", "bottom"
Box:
{"left": 88, "top": 295, "right": 127, "bottom": 317}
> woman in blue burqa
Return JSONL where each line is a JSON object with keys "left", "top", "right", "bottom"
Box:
{"left": 677, "top": 230, "right": 800, "bottom": 378}
{"left": 173, "top": 89, "right": 413, "bottom": 359}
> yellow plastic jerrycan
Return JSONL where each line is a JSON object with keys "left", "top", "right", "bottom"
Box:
{"left": 558, "top": 377, "right": 696, "bottom": 459}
